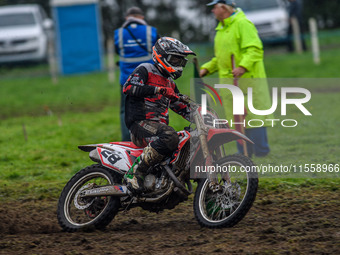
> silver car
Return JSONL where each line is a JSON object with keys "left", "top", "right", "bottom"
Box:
{"left": 236, "top": 0, "right": 289, "bottom": 42}
{"left": 0, "top": 4, "right": 53, "bottom": 63}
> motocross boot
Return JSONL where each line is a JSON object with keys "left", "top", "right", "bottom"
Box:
{"left": 124, "top": 144, "right": 163, "bottom": 194}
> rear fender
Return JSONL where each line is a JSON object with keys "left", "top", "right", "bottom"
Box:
{"left": 78, "top": 143, "right": 143, "bottom": 174}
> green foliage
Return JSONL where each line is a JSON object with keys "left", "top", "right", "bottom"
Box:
{"left": 304, "top": 0, "right": 340, "bottom": 29}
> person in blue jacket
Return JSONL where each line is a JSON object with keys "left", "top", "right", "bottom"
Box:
{"left": 114, "top": 7, "right": 159, "bottom": 141}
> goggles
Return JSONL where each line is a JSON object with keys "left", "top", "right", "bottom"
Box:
{"left": 167, "top": 55, "right": 188, "bottom": 67}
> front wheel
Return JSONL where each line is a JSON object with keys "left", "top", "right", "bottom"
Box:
{"left": 57, "top": 164, "right": 121, "bottom": 232}
{"left": 193, "top": 154, "right": 258, "bottom": 228}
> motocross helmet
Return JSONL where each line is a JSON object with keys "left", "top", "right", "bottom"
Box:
{"left": 152, "top": 37, "right": 196, "bottom": 80}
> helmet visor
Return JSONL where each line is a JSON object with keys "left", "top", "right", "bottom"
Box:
{"left": 167, "top": 55, "right": 188, "bottom": 67}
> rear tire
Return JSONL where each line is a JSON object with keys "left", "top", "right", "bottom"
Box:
{"left": 57, "top": 164, "right": 121, "bottom": 232}
{"left": 193, "top": 154, "right": 258, "bottom": 228}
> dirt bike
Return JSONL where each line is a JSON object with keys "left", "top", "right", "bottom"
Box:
{"left": 57, "top": 95, "right": 258, "bottom": 232}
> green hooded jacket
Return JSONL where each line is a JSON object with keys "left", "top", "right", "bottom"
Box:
{"left": 201, "top": 9, "right": 274, "bottom": 128}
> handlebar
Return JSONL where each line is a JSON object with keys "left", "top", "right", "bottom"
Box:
{"left": 178, "top": 94, "right": 200, "bottom": 111}
{"left": 177, "top": 94, "right": 190, "bottom": 104}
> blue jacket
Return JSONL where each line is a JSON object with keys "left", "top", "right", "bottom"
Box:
{"left": 114, "top": 17, "right": 158, "bottom": 85}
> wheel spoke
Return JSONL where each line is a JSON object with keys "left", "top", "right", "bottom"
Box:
{"left": 205, "top": 195, "right": 216, "bottom": 205}
{"left": 216, "top": 207, "right": 224, "bottom": 220}
{"left": 211, "top": 201, "right": 220, "bottom": 217}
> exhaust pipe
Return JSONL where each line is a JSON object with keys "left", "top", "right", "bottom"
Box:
{"left": 80, "top": 185, "right": 128, "bottom": 197}
{"left": 81, "top": 183, "right": 176, "bottom": 204}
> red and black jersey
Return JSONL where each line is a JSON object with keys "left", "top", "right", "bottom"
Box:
{"left": 123, "top": 63, "right": 190, "bottom": 129}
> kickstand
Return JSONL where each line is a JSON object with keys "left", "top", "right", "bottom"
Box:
{"left": 123, "top": 196, "right": 135, "bottom": 212}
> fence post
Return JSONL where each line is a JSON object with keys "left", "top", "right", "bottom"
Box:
{"left": 309, "top": 17, "right": 320, "bottom": 65}
{"left": 107, "top": 38, "right": 115, "bottom": 83}
{"left": 291, "top": 16, "right": 303, "bottom": 54}
{"left": 48, "top": 38, "right": 58, "bottom": 84}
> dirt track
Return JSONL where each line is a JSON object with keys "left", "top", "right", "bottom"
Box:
{"left": 0, "top": 187, "right": 339, "bottom": 255}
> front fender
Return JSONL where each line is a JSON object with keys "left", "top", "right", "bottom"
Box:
{"left": 207, "top": 129, "right": 253, "bottom": 151}
{"left": 190, "top": 129, "right": 253, "bottom": 168}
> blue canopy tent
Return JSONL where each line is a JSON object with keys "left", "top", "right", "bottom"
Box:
{"left": 51, "top": 0, "right": 103, "bottom": 75}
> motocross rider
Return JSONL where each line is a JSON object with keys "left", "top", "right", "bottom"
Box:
{"left": 123, "top": 37, "right": 196, "bottom": 193}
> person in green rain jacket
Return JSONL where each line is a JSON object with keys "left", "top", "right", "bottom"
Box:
{"left": 200, "top": 0, "right": 273, "bottom": 157}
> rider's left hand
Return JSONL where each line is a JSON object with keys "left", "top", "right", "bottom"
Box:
{"left": 158, "top": 87, "right": 179, "bottom": 100}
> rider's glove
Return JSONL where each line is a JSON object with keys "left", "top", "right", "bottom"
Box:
{"left": 157, "top": 87, "right": 179, "bottom": 100}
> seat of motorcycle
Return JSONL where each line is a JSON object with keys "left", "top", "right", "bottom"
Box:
{"left": 110, "top": 142, "right": 144, "bottom": 162}
{"left": 110, "top": 142, "right": 145, "bottom": 149}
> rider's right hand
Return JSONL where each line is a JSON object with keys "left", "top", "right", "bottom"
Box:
{"left": 158, "top": 87, "right": 179, "bottom": 100}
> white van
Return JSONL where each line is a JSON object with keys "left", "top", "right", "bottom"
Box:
{"left": 0, "top": 4, "right": 53, "bottom": 63}
{"left": 236, "top": 0, "right": 289, "bottom": 42}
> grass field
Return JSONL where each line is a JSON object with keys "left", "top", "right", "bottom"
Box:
{"left": 0, "top": 32, "right": 339, "bottom": 201}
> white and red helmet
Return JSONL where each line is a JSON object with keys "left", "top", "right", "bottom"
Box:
{"left": 152, "top": 37, "right": 196, "bottom": 80}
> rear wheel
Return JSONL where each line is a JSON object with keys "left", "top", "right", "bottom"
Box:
{"left": 57, "top": 164, "right": 121, "bottom": 232}
{"left": 193, "top": 154, "right": 258, "bottom": 228}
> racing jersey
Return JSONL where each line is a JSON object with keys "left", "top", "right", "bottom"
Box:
{"left": 123, "top": 63, "right": 190, "bottom": 129}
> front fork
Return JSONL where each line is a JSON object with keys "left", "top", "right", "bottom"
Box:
{"left": 194, "top": 114, "right": 221, "bottom": 192}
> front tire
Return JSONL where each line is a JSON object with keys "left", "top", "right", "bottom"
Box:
{"left": 193, "top": 154, "right": 258, "bottom": 228}
{"left": 57, "top": 164, "right": 121, "bottom": 232}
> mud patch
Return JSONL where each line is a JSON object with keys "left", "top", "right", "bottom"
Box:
{"left": 0, "top": 187, "right": 339, "bottom": 255}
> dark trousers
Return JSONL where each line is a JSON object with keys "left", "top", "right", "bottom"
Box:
{"left": 287, "top": 16, "right": 307, "bottom": 52}
{"left": 130, "top": 120, "right": 179, "bottom": 157}
{"left": 120, "top": 86, "right": 131, "bottom": 141}
{"left": 237, "top": 127, "right": 270, "bottom": 158}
